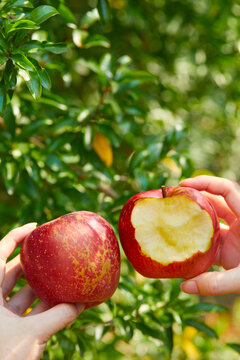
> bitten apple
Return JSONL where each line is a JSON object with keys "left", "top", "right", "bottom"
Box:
{"left": 20, "top": 211, "right": 120, "bottom": 308}
{"left": 118, "top": 186, "right": 220, "bottom": 279}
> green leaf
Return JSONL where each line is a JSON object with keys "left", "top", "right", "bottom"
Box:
{"left": 19, "top": 119, "right": 52, "bottom": 139}
{"left": 129, "top": 150, "right": 149, "bottom": 172}
{"left": 115, "top": 70, "right": 157, "bottom": 84}
{"left": 28, "top": 57, "right": 51, "bottom": 90}
{"left": 97, "top": 0, "right": 111, "bottom": 25}
{"left": 3, "top": 103, "right": 15, "bottom": 137}
{"left": 76, "top": 58, "right": 100, "bottom": 74}
{"left": 11, "top": 54, "right": 36, "bottom": 72}
{"left": 72, "top": 30, "right": 88, "bottom": 48}
{"left": 133, "top": 321, "right": 165, "bottom": 341}
{"left": 0, "top": 81, "right": 7, "bottom": 116}
{"left": 48, "top": 135, "right": 74, "bottom": 152}
{"left": 100, "top": 53, "right": 114, "bottom": 79}
{"left": 37, "top": 67, "right": 51, "bottom": 90}
{"left": 84, "top": 34, "right": 110, "bottom": 49}
{"left": 186, "top": 302, "right": 229, "bottom": 314}
{"left": 30, "top": 5, "right": 59, "bottom": 25}
{"left": 46, "top": 154, "right": 62, "bottom": 172}
{"left": 7, "top": 20, "right": 39, "bottom": 33}
{"left": 2, "top": 162, "right": 15, "bottom": 195}
{"left": 186, "top": 319, "right": 218, "bottom": 338}
{"left": 227, "top": 343, "right": 240, "bottom": 354}
{"left": 58, "top": 3, "right": 77, "bottom": 24}
{"left": 0, "top": 54, "right": 7, "bottom": 66}
{"left": 11, "top": 0, "right": 33, "bottom": 8}
{"left": 0, "top": 32, "right": 8, "bottom": 51}
{"left": 77, "top": 108, "right": 91, "bottom": 123}
{"left": 42, "top": 42, "right": 67, "bottom": 54}
{"left": 80, "top": 8, "right": 100, "bottom": 29}
{"left": 168, "top": 279, "right": 182, "bottom": 302}
{"left": 4, "top": 60, "right": 17, "bottom": 90}
{"left": 2, "top": 0, "right": 33, "bottom": 10}
{"left": 20, "top": 70, "right": 42, "bottom": 100}
{"left": 14, "top": 40, "right": 43, "bottom": 53}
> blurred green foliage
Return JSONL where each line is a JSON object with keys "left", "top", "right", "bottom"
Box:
{"left": 1, "top": 0, "right": 240, "bottom": 359}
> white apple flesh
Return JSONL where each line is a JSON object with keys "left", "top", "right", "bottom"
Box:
{"left": 131, "top": 197, "right": 213, "bottom": 265}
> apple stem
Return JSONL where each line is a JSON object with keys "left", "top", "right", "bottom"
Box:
{"left": 161, "top": 185, "right": 167, "bottom": 198}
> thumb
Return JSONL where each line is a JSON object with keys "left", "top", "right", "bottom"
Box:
{"left": 181, "top": 267, "right": 240, "bottom": 296}
{"left": 32, "top": 303, "right": 85, "bottom": 341}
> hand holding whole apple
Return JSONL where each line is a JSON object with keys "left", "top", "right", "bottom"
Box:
{"left": 0, "top": 212, "right": 121, "bottom": 360}
{"left": 0, "top": 224, "right": 85, "bottom": 360}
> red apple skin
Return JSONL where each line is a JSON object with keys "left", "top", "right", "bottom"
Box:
{"left": 20, "top": 211, "right": 120, "bottom": 308}
{"left": 118, "top": 187, "right": 220, "bottom": 279}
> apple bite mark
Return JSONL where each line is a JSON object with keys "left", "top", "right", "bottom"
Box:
{"left": 131, "top": 197, "right": 213, "bottom": 265}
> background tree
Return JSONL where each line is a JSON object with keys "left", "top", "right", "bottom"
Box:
{"left": 1, "top": 0, "right": 240, "bottom": 359}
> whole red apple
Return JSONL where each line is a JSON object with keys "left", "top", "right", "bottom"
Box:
{"left": 118, "top": 186, "right": 220, "bottom": 279}
{"left": 20, "top": 211, "right": 120, "bottom": 308}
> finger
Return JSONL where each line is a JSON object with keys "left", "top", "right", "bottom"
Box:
{"left": 201, "top": 192, "right": 236, "bottom": 226}
{"left": 180, "top": 176, "right": 240, "bottom": 218}
{"left": 213, "top": 224, "right": 228, "bottom": 266}
{"left": 2, "top": 255, "right": 23, "bottom": 298}
{"left": 215, "top": 220, "right": 240, "bottom": 270}
{"left": 181, "top": 267, "right": 240, "bottom": 296}
{"left": 32, "top": 303, "right": 85, "bottom": 340}
{"left": 0, "top": 258, "right": 5, "bottom": 288}
{"left": 7, "top": 284, "right": 37, "bottom": 315}
{"left": 0, "top": 223, "right": 37, "bottom": 262}
{"left": 26, "top": 301, "right": 50, "bottom": 316}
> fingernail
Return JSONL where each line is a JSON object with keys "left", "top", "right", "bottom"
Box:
{"left": 181, "top": 281, "right": 199, "bottom": 294}
{"left": 180, "top": 179, "right": 190, "bottom": 184}
{"left": 75, "top": 303, "right": 85, "bottom": 313}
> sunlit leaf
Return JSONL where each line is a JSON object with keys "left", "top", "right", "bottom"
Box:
{"left": 83, "top": 35, "right": 110, "bottom": 49}
{"left": 0, "top": 54, "right": 7, "bottom": 66}
{"left": 7, "top": 20, "right": 39, "bottom": 33}
{"left": 42, "top": 42, "right": 67, "bottom": 54}
{"left": 80, "top": 8, "right": 100, "bottom": 29}
{"left": 24, "top": 71, "right": 42, "bottom": 99}
{"left": 11, "top": 54, "right": 36, "bottom": 72}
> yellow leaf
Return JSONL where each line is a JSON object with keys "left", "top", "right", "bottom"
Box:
{"left": 183, "top": 326, "right": 198, "bottom": 340}
{"left": 191, "top": 169, "right": 215, "bottom": 177}
{"left": 182, "top": 339, "right": 200, "bottom": 359}
{"left": 92, "top": 133, "right": 113, "bottom": 167}
{"left": 162, "top": 157, "right": 181, "bottom": 175}
{"left": 109, "top": 0, "right": 126, "bottom": 9}
{"left": 182, "top": 326, "right": 200, "bottom": 360}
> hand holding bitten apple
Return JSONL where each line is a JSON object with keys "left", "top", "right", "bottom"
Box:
{"left": 180, "top": 175, "right": 240, "bottom": 296}
{"left": 0, "top": 223, "right": 85, "bottom": 360}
